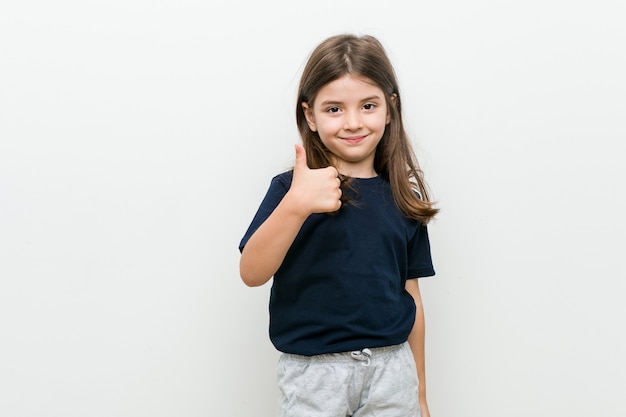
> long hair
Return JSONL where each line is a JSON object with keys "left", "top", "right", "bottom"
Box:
{"left": 296, "top": 34, "right": 439, "bottom": 223}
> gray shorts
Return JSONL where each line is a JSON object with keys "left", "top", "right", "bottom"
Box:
{"left": 276, "top": 342, "right": 420, "bottom": 417}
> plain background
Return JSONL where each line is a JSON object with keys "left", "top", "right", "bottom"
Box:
{"left": 1, "top": 1, "right": 625, "bottom": 416}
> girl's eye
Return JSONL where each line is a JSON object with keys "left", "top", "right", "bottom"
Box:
{"left": 363, "top": 103, "right": 376, "bottom": 110}
{"left": 326, "top": 107, "right": 340, "bottom": 113}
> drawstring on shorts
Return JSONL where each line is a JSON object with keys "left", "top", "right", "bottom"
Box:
{"left": 350, "top": 348, "right": 372, "bottom": 366}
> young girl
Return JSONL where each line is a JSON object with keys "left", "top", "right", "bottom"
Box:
{"left": 239, "top": 34, "right": 438, "bottom": 417}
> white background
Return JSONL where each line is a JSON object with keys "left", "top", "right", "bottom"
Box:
{"left": 1, "top": 1, "right": 625, "bottom": 416}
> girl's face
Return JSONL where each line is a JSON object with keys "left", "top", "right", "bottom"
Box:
{"left": 302, "top": 74, "right": 390, "bottom": 178}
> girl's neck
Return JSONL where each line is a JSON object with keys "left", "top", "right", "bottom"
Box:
{"left": 334, "top": 160, "right": 377, "bottom": 179}
{"left": 341, "top": 170, "right": 378, "bottom": 179}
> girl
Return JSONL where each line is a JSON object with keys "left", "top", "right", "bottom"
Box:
{"left": 239, "top": 34, "right": 438, "bottom": 417}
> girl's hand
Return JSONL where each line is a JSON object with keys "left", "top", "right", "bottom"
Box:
{"left": 419, "top": 399, "right": 431, "bottom": 417}
{"left": 287, "top": 144, "right": 342, "bottom": 215}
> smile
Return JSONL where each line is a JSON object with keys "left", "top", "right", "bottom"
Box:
{"left": 341, "top": 135, "right": 367, "bottom": 144}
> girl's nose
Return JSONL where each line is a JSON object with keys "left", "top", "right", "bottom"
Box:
{"left": 344, "top": 110, "right": 362, "bottom": 130}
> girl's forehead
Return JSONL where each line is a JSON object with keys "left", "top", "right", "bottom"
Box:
{"left": 331, "top": 73, "right": 378, "bottom": 87}
{"left": 315, "top": 74, "right": 384, "bottom": 102}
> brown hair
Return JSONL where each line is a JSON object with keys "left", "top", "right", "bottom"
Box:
{"left": 296, "top": 34, "right": 439, "bottom": 223}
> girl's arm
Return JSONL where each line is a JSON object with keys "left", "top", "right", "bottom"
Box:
{"left": 239, "top": 144, "right": 341, "bottom": 287}
{"left": 406, "top": 278, "right": 431, "bottom": 417}
{"left": 239, "top": 191, "right": 309, "bottom": 287}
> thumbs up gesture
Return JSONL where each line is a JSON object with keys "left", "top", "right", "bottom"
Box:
{"left": 288, "top": 144, "right": 342, "bottom": 215}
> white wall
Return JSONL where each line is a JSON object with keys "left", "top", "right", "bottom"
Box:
{"left": 1, "top": 1, "right": 624, "bottom": 416}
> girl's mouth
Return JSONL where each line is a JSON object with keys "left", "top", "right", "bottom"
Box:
{"left": 341, "top": 135, "right": 366, "bottom": 144}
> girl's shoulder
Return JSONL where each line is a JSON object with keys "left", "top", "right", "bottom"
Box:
{"left": 270, "top": 169, "right": 294, "bottom": 187}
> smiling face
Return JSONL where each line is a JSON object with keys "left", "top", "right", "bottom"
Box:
{"left": 302, "top": 74, "right": 391, "bottom": 178}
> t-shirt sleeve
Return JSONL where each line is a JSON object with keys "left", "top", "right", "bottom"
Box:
{"left": 406, "top": 223, "right": 435, "bottom": 279}
{"left": 238, "top": 172, "right": 292, "bottom": 253}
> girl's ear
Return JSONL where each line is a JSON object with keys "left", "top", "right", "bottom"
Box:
{"left": 387, "top": 94, "right": 398, "bottom": 124}
{"left": 301, "top": 102, "right": 317, "bottom": 132}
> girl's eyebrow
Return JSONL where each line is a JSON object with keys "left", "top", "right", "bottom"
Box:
{"left": 319, "top": 96, "right": 383, "bottom": 106}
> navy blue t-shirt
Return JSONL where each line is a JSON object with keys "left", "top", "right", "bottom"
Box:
{"left": 239, "top": 171, "right": 435, "bottom": 356}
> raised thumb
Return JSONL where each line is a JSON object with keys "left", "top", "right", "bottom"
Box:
{"left": 294, "top": 143, "right": 308, "bottom": 171}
